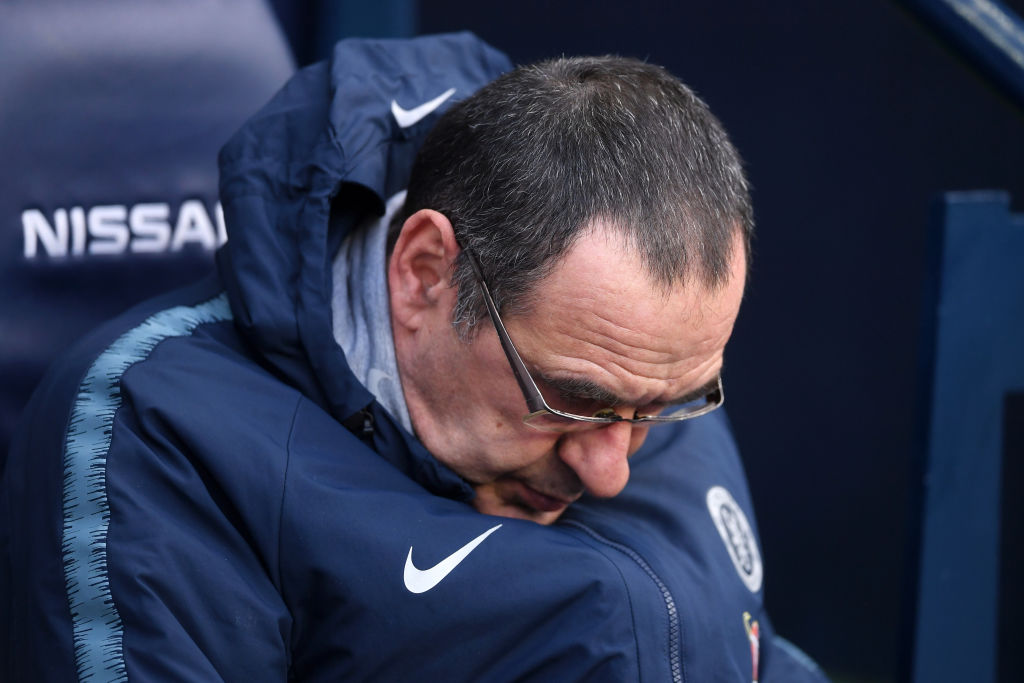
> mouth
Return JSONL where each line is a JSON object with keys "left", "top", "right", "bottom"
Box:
{"left": 514, "top": 481, "right": 579, "bottom": 514}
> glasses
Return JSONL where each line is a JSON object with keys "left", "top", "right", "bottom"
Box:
{"left": 463, "top": 249, "right": 724, "bottom": 432}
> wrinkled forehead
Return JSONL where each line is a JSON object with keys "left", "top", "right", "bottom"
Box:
{"left": 505, "top": 227, "right": 747, "bottom": 404}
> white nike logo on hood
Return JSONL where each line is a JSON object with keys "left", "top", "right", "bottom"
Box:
{"left": 391, "top": 87, "right": 457, "bottom": 128}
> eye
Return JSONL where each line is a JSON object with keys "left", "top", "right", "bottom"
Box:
{"left": 592, "top": 408, "right": 618, "bottom": 419}
{"left": 634, "top": 403, "right": 667, "bottom": 419}
{"left": 537, "top": 378, "right": 604, "bottom": 414}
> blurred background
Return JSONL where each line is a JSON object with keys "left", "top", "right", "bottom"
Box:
{"left": 4, "top": 1, "right": 1023, "bottom": 681}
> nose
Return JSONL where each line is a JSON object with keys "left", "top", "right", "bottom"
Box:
{"left": 557, "top": 420, "right": 634, "bottom": 498}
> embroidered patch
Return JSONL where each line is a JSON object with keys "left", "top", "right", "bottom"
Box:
{"left": 706, "top": 485, "right": 763, "bottom": 592}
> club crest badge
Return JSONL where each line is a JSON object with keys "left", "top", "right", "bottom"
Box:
{"left": 706, "top": 485, "right": 763, "bottom": 592}
{"left": 743, "top": 611, "right": 760, "bottom": 683}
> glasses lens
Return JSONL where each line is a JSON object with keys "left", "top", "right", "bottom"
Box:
{"left": 523, "top": 382, "right": 722, "bottom": 432}
{"left": 643, "top": 386, "right": 722, "bottom": 421}
{"left": 648, "top": 396, "right": 717, "bottom": 420}
{"left": 522, "top": 411, "right": 607, "bottom": 433}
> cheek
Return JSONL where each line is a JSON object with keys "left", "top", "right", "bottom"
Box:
{"left": 460, "top": 417, "right": 565, "bottom": 483}
{"left": 496, "top": 429, "right": 564, "bottom": 472}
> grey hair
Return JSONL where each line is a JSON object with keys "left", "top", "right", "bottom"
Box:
{"left": 393, "top": 55, "right": 752, "bottom": 337}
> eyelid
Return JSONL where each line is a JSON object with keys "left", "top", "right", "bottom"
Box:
{"left": 559, "top": 390, "right": 617, "bottom": 412}
{"left": 536, "top": 373, "right": 621, "bottom": 408}
{"left": 634, "top": 401, "right": 667, "bottom": 418}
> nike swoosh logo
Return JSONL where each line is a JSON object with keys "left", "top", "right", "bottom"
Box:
{"left": 391, "top": 87, "right": 456, "bottom": 128}
{"left": 403, "top": 524, "right": 502, "bottom": 594}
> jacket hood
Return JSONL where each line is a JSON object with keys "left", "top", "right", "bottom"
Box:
{"left": 215, "top": 33, "right": 511, "bottom": 497}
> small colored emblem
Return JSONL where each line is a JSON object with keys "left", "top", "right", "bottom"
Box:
{"left": 743, "top": 611, "right": 760, "bottom": 683}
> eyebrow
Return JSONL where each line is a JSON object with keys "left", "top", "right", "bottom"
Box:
{"left": 538, "top": 371, "right": 722, "bottom": 408}
{"left": 538, "top": 374, "right": 624, "bottom": 406}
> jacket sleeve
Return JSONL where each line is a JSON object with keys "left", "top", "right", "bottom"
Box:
{"left": 3, "top": 314, "right": 296, "bottom": 682}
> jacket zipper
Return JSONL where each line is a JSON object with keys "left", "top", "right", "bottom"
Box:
{"left": 562, "top": 520, "right": 685, "bottom": 683}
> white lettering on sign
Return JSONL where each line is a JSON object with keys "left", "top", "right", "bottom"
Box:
{"left": 22, "top": 201, "right": 226, "bottom": 259}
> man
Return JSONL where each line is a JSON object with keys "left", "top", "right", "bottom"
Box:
{"left": 2, "top": 33, "right": 827, "bottom": 681}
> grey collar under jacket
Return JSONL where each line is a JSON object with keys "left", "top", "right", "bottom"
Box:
{"left": 331, "top": 189, "right": 413, "bottom": 434}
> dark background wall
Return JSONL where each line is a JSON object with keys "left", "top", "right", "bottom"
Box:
{"left": 280, "top": 1, "right": 1024, "bottom": 679}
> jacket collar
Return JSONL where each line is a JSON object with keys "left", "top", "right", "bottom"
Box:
{"left": 216, "top": 33, "right": 511, "bottom": 500}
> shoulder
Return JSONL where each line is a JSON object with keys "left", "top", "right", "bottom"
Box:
{"left": 10, "top": 279, "right": 302, "bottom": 572}
{"left": 3, "top": 280, "right": 302, "bottom": 680}
{"left": 565, "top": 411, "right": 772, "bottom": 679}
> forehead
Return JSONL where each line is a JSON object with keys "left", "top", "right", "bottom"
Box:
{"left": 504, "top": 226, "right": 746, "bottom": 405}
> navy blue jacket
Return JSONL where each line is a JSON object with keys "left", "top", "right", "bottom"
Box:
{"left": 2, "top": 33, "right": 828, "bottom": 682}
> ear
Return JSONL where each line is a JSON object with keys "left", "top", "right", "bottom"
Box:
{"left": 388, "top": 209, "right": 460, "bottom": 332}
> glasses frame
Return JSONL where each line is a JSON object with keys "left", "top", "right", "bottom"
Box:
{"left": 463, "top": 249, "right": 724, "bottom": 430}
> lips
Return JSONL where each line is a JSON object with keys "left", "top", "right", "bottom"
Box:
{"left": 515, "top": 482, "right": 576, "bottom": 513}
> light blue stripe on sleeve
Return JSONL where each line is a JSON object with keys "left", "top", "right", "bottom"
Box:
{"left": 61, "top": 293, "right": 232, "bottom": 682}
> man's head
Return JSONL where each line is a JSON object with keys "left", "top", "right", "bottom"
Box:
{"left": 388, "top": 56, "right": 751, "bottom": 524}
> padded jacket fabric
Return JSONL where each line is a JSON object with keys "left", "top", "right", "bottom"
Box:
{"left": 2, "top": 33, "right": 828, "bottom": 682}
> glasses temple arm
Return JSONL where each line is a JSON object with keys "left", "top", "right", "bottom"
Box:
{"left": 464, "top": 252, "right": 549, "bottom": 413}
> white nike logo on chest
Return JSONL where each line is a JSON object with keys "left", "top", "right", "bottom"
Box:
{"left": 403, "top": 524, "right": 502, "bottom": 594}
